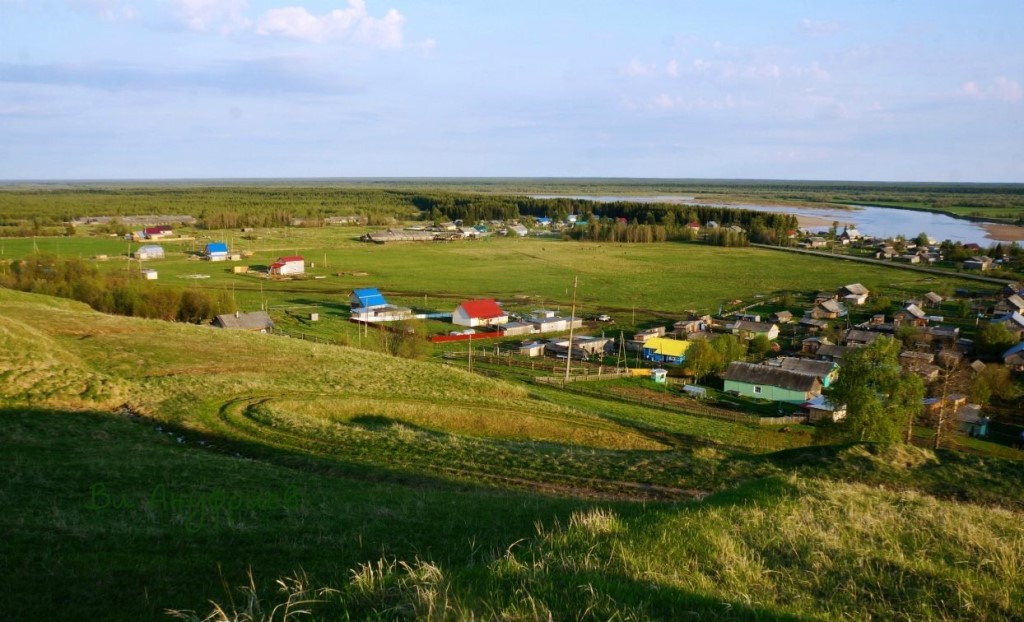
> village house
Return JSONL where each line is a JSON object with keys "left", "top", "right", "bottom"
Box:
{"left": 801, "top": 336, "right": 829, "bottom": 354}
{"left": 963, "top": 256, "right": 993, "bottom": 271}
{"left": 992, "top": 311, "right": 1024, "bottom": 341}
{"left": 452, "top": 299, "right": 509, "bottom": 328}
{"left": 807, "top": 299, "right": 847, "bottom": 320}
{"left": 805, "top": 236, "right": 828, "bottom": 249}
{"left": 770, "top": 310, "right": 793, "bottom": 324}
{"left": 731, "top": 320, "right": 780, "bottom": 341}
{"left": 204, "top": 242, "right": 229, "bottom": 261}
{"left": 518, "top": 341, "right": 546, "bottom": 357}
{"left": 995, "top": 294, "right": 1024, "bottom": 315}
{"left": 838, "top": 226, "right": 862, "bottom": 244}
{"left": 673, "top": 318, "right": 707, "bottom": 338}
{"left": 844, "top": 328, "right": 885, "bottom": 347}
{"left": 212, "top": 311, "right": 274, "bottom": 333}
{"left": 837, "top": 283, "right": 870, "bottom": 306}
{"left": 641, "top": 336, "right": 691, "bottom": 365}
{"left": 770, "top": 357, "right": 840, "bottom": 387}
{"left": 349, "top": 288, "right": 413, "bottom": 323}
{"left": 722, "top": 361, "right": 823, "bottom": 403}
{"left": 923, "top": 292, "right": 944, "bottom": 307}
{"left": 1002, "top": 341, "right": 1024, "bottom": 372}
{"left": 815, "top": 343, "right": 850, "bottom": 362}
{"left": 501, "top": 321, "right": 535, "bottom": 337}
{"left": 894, "top": 303, "right": 928, "bottom": 327}
{"left": 269, "top": 255, "right": 304, "bottom": 276}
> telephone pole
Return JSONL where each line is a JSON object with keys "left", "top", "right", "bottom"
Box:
{"left": 564, "top": 275, "right": 578, "bottom": 381}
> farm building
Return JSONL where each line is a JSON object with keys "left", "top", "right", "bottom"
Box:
{"left": 800, "top": 395, "right": 847, "bottom": 423}
{"left": 518, "top": 341, "right": 546, "bottom": 357}
{"left": 963, "top": 256, "right": 993, "bottom": 271}
{"left": 212, "top": 311, "right": 274, "bottom": 333}
{"left": 502, "top": 322, "right": 535, "bottom": 337}
{"left": 349, "top": 288, "right": 412, "bottom": 323}
{"left": 509, "top": 224, "right": 529, "bottom": 237}
{"left": 722, "top": 361, "right": 823, "bottom": 403}
{"left": 141, "top": 269, "right": 158, "bottom": 280}
{"left": 134, "top": 244, "right": 165, "bottom": 260}
{"left": 144, "top": 225, "right": 173, "bottom": 239}
{"left": 205, "top": 242, "right": 229, "bottom": 261}
{"left": 770, "top": 310, "right": 793, "bottom": 324}
{"left": 528, "top": 311, "right": 583, "bottom": 334}
{"left": 924, "top": 291, "right": 944, "bottom": 306}
{"left": 641, "top": 336, "right": 690, "bottom": 365}
{"left": 452, "top": 299, "right": 509, "bottom": 328}
{"left": 270, "top": 256, "right": 305, "bottom": 276}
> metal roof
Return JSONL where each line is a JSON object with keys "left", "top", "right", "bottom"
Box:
{"left": 723, "top": 361, "right": 821, "bottom": 392}
{"left": 351, "top": 288, "right": 387, "bottom": 308}
{"left": 458, "top": 298, "right": 506, "bottom": 319}
{"left": 213, "top": 311, "right": 273, "bottom": 331}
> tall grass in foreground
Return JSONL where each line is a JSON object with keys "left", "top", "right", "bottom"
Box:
{"left": 173, "top": 476, "right": 1024, "bottom": 622}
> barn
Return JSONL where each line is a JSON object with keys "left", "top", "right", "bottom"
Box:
{"left": 452, "top": 299, "right": 509, "bottom": 328}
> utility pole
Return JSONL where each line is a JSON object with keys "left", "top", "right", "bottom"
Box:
{"left": 564, "top": 275, "right": 578, "bottom": 381}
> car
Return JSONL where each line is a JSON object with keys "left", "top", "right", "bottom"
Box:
{"left": 596, "top": 314, "right": 612, "bottom": 322}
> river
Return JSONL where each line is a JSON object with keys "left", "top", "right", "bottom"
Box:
{"left": 529, "top": 195, "right": 1024, "bottom": 247}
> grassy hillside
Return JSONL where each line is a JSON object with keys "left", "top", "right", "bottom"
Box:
{"left": 3, "top": 288, "right": 1024, "bottom": 621}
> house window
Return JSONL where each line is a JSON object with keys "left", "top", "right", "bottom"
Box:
{"left": 753, "top": 386, "right": 762, "bottom": 394}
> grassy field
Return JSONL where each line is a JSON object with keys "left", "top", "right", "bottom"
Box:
{"left": 3, "top": 286, "right": 1024, "bottom": 621}
{"left": 1, "top": 228, "right": 993, "bottom": 328}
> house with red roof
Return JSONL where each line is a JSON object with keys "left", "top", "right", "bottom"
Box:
{"left": 452, "top": 298, "right": 509, "bottom": 328}
{"left": 269, "top": 255, "right": 305, "bottom": 276}
{"left": 144, "top": 225, "right": 173, "bottom": 239}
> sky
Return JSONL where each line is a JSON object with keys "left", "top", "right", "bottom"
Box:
{"left": 1, "top": 0, "right": 1022, "bottom": 182}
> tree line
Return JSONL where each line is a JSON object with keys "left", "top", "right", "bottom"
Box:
{"left": 1, "top": 255, "right": 236, "bottom": 322}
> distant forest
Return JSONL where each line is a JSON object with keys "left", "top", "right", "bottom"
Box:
{"left": 1, "top": 179, "right": 1021, "bottom": 238}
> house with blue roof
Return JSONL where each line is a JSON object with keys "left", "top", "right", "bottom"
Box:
{"left": 204, "top": 242, "right": 229, "bottom": 261}
{"left": 1003, "top": 340, "right": 1024, "bottom": 372}
{"left": 349, "top": 288, "right": 412, "bottom": 323}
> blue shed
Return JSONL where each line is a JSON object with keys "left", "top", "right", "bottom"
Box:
{"left": 351, "top": 288, "right": 388, "bottom": 309}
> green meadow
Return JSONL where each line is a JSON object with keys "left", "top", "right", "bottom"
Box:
{"left": 3, "top": 283, "right": 1024, "bottom": 621}
{"left": 1, "top": 227, "right": 987, "bottom": 324}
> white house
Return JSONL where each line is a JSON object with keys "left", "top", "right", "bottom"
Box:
{"left": 270, "top": 255, "right": 305, "bottom": 276}
{"left": 452, "top": 299, "right": 509, "bottom": 328}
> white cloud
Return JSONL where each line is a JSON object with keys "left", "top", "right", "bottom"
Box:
{"left": 799, "top": 19, "right": 842, "bottom": 37}
{"left": 665, "top": 59, "right": 678, "bottom": 78}
{"left": 621, "top": 59, "right": 655, "bottom": 78}
{"left": 960, "top": 76, "right": 1023, "bottom": 103}
{"left": 173, "top": 0, "right": 249, "bottom": 33}
{"left": 254, "top": 0, "right": 405, "bottom": 48}
{"left": 70, "top": 0, "right": 139, "bottom": 21}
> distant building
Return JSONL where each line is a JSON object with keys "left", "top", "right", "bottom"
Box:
{"left": 641, "top": 337, "right": 691, "bottom": 365}
{"left": 838, "top": 283, "right": 870, "bottom": 306}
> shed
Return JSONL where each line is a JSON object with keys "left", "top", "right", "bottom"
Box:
{"left": 212, "top": 311, "right": 274, "bottom": 333}
{"left": 350, "top": 288, "right": 388, "bottom": 310}
{"left": 141, "top": 269, "right": 158, "bottom": 280}
{"left": 681, "top": 384, "right": 707, "bottom": 399}
{"left": 650, "top": 368, "right": 668, "bottom": 384}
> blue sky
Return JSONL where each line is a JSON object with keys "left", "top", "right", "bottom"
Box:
{"left": 1, "top": 0, "right": 1022, "bottom": 181}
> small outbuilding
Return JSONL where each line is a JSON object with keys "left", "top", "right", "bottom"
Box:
{"left": 212, "top": 311, "right": 274, "bottom": 333}
{"left": 135, "top": 244, "right": 165, "bottom": 260}
{"left": 270, "top": 255, "right": 305, "bottom": 276}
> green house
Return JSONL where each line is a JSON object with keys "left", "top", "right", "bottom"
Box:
{"left": 722, "top": 361, "right": 823, "bottom": 404}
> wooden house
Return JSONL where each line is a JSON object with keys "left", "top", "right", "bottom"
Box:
{"left": 722, "top": 361, "right": 823, "bottom": 403}
{"left": 453, "top": 299, "right": 509, "bottom": 328}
